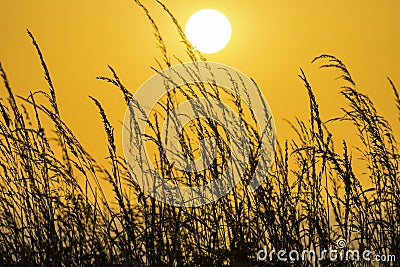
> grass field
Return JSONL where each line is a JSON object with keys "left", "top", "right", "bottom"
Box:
{"left": 0, "top": 1, "right": 399, "bottom": 266}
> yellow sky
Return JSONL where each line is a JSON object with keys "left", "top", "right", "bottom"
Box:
{"left": 1, "top": 0, "right": 400, "bottom": 163}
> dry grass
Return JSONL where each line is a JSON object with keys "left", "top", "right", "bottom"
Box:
{"left": 0, "top": 1, "right": 399, "bottom": 266}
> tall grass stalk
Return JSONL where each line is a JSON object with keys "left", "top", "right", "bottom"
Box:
{"left": 0, "top": 2, "right": 398, "bottom": 266}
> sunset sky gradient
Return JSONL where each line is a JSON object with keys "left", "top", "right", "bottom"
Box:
{"left": 1, "top": 0, "right": 399, "bottom": 164}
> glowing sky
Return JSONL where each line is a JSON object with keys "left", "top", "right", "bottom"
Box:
{"left": 1, "top": 0, "right": 399, "bottom": 163}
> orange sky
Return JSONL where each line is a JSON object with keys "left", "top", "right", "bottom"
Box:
{"left": 1, "top": 0, "right": 400, "bottom": 164}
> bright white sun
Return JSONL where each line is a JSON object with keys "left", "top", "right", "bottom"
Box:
{"left": 185, "top": 9, "right": 232, "bottom": 54}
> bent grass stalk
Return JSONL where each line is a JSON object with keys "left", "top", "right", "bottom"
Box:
{"left": 0, "top": 2, "right": 398, "bottom": 266}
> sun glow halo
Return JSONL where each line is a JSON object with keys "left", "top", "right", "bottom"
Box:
{"left": 185, "top": 9, "right": 232, "bottom": 54}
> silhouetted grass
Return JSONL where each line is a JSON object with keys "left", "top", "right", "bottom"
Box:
{"left": 0, "top": 1, "right": 399, "bottom": 266}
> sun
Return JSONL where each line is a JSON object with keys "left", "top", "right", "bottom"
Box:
{"left": 185, "top": 9, "right": 232, "bottom": 54}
